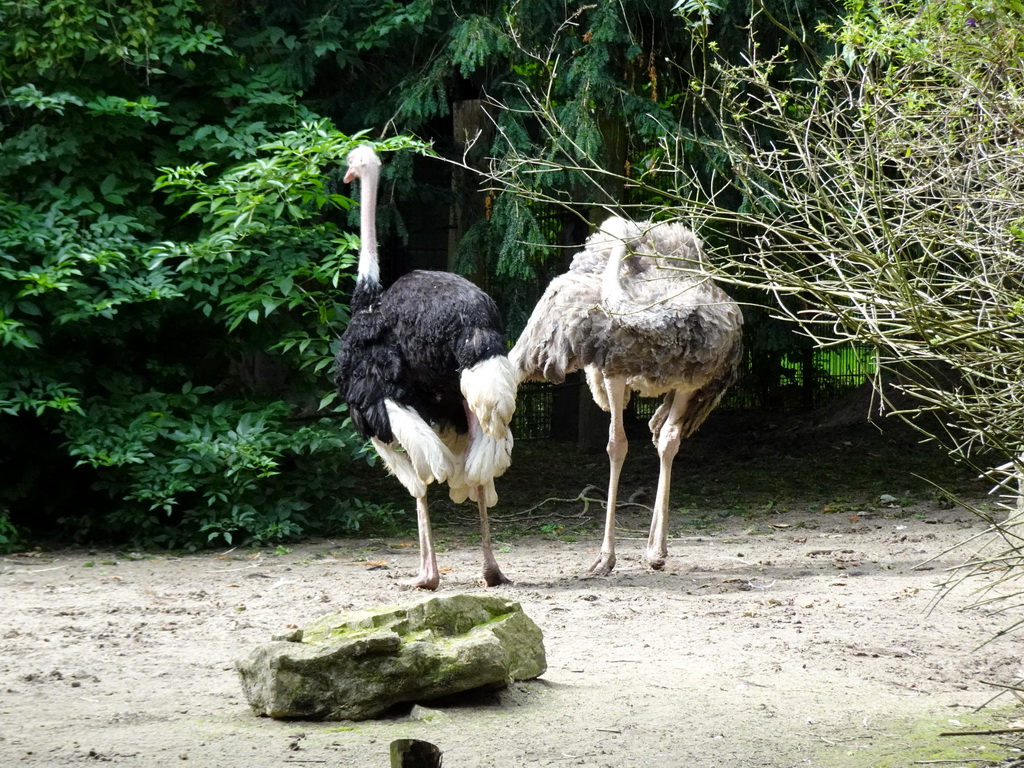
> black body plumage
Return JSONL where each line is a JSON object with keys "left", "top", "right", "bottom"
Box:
{"left": 334, "top": 270, "right": 507, "bottom": 444}
{"left": 333, "top": 144, "right": 516, "bottom": 589}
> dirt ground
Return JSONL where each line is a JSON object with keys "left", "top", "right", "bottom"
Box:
{"left": 3, "top": 405, "right": 1024, "bottom": 767}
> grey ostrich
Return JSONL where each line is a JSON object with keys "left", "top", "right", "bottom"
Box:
{"left": 510, "top": 216, "right": 743, "bottom": 575}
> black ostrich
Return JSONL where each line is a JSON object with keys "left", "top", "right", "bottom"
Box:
{"left": 333, "top": 146, "right": 516, "bottom": 590}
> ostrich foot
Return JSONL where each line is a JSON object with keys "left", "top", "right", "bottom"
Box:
{"left": 409, "top": 571, "right": 440, "bottom": 590}
{"left": 587, "top": 552, "right": 616, "bottom": 576}
{"left": 482, "top": 564, "right": 513, "bottom": 587}
{"left": 643, "top": 549, "right": 667, "bottom": 571}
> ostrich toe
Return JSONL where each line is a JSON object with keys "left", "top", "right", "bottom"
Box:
{"left": 587, "top": 552, "right": 616, "bottom": 576}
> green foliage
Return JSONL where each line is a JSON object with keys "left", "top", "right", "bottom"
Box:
{"left": 476, "top": 1, "right": 840, "bottom": 341}
{"left": 0, "top": 0, "right": 430, "bottom": 548}
{"left": 64, "top": 389, "right": 351, "bottom": 548}
{"left": 0, "top": 507, "right": 20, "bottom": 553}
{"left": 57, "top": 381, "right": 406, "bottom": 548}
{"left": 0, "top": 125, "right": 422, "bottom": 548}
{"left": 674, "top": 0, "right": 725, "bottom": 33}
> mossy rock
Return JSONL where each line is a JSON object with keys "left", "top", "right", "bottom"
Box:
{"left": 236, "top": 593, "right": 546, "bottom": 721}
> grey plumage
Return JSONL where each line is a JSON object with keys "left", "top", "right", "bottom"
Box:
{"left": 510, "top": 216, "right": 743, "bottom": 574}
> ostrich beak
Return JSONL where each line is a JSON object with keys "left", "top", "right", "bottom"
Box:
{"left": 343, "top": 167, "right": 358, "bottom": 183}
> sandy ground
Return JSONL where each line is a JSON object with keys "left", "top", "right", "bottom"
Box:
{"left": 3, "top": 504, "right": 1024, "bottom": 767}
{"left": 4, "top": 409, "right": 1024, "bottom": 767}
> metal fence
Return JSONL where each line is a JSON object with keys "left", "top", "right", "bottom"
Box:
{"left": 512, "top": 345, "right": 877, "bottom": 440}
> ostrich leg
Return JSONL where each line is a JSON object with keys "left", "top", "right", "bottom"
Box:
{"left": 477, "top": 489, "right": 512, "bottom": 586}
{"left": 372, "top": 440, "right": 441, "bottom": 590}
{"left": 645, "top": 389, "right": 694, "bottom": 569}
{"left": 412, "top": 495, "right": 440, "bottom": 590}
{"left": 589, "top": 376, "right": 629, "bottom": 575}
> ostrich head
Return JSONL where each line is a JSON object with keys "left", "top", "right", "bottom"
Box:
{"left": 344, "top": 145, "right": 382, "bottom": 184}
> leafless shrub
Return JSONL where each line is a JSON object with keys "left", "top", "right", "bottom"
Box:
{"left": 486, "top": 2, "right": 1024, "bottom": 651}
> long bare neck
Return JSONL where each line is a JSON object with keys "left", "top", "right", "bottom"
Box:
{"left": 601, "top": 241, "right": 627, "bottom": 302}
{"left": 357, "top": 164, "right": 380, "bottom": 285}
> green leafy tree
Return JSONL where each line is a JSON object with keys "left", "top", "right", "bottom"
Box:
{"left": 0, "top": 0, "right": 422, "bottom": 548}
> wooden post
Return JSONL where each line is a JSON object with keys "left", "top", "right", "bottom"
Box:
{"left": 390, "top": 739, "right": 443, "bottom": 768}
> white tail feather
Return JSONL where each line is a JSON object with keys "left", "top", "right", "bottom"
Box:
{"left": 447, "top": 480, "right": 499, "bottom": 507}
{"left": 446, "top": 397, "right": 513, "bottom": 509}
{"left": 371, "top": 437, "right": 427, "bottom": 498}
{"left": 378, "top": 374, "right": 513, "bottom": 511}
{"left": 384, "top": 400, "right": 456, "bottom": 483}
{"left": 461, "top": 355, "right": 517, "bottom": 438}
{"left": 465, "top": 427, "right": 513, "bottom": 486}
